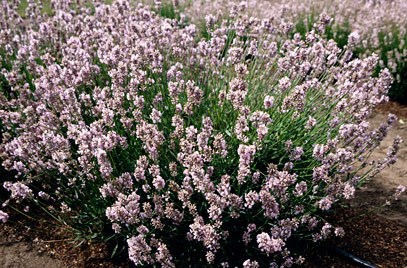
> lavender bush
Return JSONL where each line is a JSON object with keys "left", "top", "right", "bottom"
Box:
{"left": 180, "top": 0, "right": 407, "bottom": 103}
{"left": 0, "top": 0, "right": 403, "bottom": 267}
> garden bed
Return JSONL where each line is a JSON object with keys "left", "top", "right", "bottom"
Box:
{"left": 2, "top": 206, "right": 406, "bottom": 268}
{"left": 1, "top": 1, "right": 407, "bottom": 266}
{"left": 1, "top": 105, "right": 406, "bottom": 268}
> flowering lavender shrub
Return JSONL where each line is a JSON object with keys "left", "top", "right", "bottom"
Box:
{"left": 182, "top": 0, "right": 407, "bottom": 103}
{"left": 0, "top": 0, "right": 402, "bottom": 267}
{"left": 286, "top": 2, "right": 407, "bottom": 103}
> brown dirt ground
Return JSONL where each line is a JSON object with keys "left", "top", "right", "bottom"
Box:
{"left": 0, "top": 234, "right": 64, "bottom": 268}
{"left": 0, "top": 218, "right": 130, "bottom": 268}
{"left": 0, "top": 101, "right": 406, "bottom": 268}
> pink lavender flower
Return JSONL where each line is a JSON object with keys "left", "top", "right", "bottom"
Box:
{"left": 343, "top": 183, "right": 355, "bottom": 199}
{"left": 150, "top": 108, "right": 162, "bottom": 124}
{"left": 393, "top": 185, "right": 406, "bottom": 200}
{"left": 3, "top": 182, "right": 33, "bottom": 201}
{"left": 317, "top": 196, "right": 334, "bottom": 210}
{"left": 264, "top": 95, "right": 274, "bottom": 109}
{"left": 155, "top": 242, "right": 175, "bottom": 267}
{"left": 127, "top": 235, "right": 153, "bottom": 265}
{"left": 312, "top": 144, "right": 328, "bottom": 161}
{"left": 334, "top": 227, "right": 345, "bottom": 237}
{"left": 289, "top": 147, "right": 304, "bottom": 161}
{"left": 348, "top": 32, "right": 360, "bottom": 46}
{"left": 244, "top": 190, "right": 259, "bottom": 209}
{"left": 0, "top": 210, "right": 9, "bottom": 223}
{"left": 293, "top": 181, "right": 307, "bottom": 197}
{"left": 259, "top": 189, "right": 279, "bottom": 218}
{"left": 243, "top": 259, "right": 259, "bottom": 268}
{"left": 153, "top": 176, "right": 166, "bottom": 191}
{"left": 305, "top": 116, "right": 317, "bottom": 130}
{"left": 278, "top": 77, "right": 291, "bottom": 92}
{"left": 238, "top": 144, "right": 256, "bottom": 166}
{"left": 320, "top": 223, "right": 332, "bottom": 239}
{"left": 256, "top": 232, "right": 285, "bottom": 255}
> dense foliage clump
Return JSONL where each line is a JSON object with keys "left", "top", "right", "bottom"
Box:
{"left": 0, "top": 1, "right": 404, "bottom": 267}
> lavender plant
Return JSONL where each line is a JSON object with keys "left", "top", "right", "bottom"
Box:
{"left": 182, "top": 0, "right": 407, "bottom": 103}
{"left": 0, "top": 0, "right": 402, "bottom": 267}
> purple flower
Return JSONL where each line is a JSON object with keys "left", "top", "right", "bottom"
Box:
{"left": 0, "top": 210, "right": 9, "bottom": 223}
{"left": 256, "top": 232, "right": 285, "bottom": 255}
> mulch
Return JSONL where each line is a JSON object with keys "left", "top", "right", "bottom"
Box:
{"left": 303, "top": 207, "right": 407, "bottom": 268}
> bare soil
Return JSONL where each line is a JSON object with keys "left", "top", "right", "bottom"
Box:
{"left": 0, "top": 101, "right": 406, "bottom": 268}
{"left": 0, "top": 235, "right": 64, "bottom": 268}
{"left": 350, "top": 107, "right": 407, "bottom": 225}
